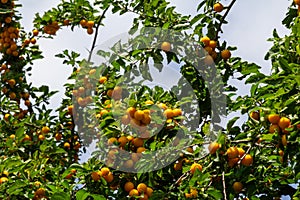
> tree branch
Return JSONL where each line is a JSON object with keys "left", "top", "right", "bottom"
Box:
{"left": 87, "top": 7, "right": 109, "bottom": 63}
{"left": 231, "top": 139, "right": 252, "bottom": 143}
{"left": 214, "top": 0, "right": 237, "bottom": 41}
{"left": 222, "top": 171, "right": 227, "bottom": 200}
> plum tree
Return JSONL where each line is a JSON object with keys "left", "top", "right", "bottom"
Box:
{"left": 0, "top": 0, "right": 299, "bottom": 199}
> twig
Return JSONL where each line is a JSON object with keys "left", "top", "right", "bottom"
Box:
{"left": 237, "top": 145, "right": 253, "bottom": 165}
{"left": 222, "top": 171, "right": 227, "bottom": 200}
{"left": 194, "top": 152, "right": 209, "bottom": 161}
{"left": 87, "top": 7, "right": 109, "bottom": 63}
{"left": 24, "top": 122, "right": 39, "bottom": 129}
{"left": 117, "top": 2, "right": 142, "bottom": 16}
{"left": 205, "top": 179, "right": 213, "bottom": 190}
{"left": 231, "top": 139, "right": 252, "bottom": 143}
{"left": 214, "top": 0, "right": 237, "bottom": 41}
{"left": 174, "top": 171, "right": 189, "bottom": 186}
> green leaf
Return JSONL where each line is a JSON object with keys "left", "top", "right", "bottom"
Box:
{"left": 240, "top": 63, "right": 260, "bottom": 75}
{"left": 282, "top": 8, "right": 298, "bottom": 28}
{"left": 39, "top": 85, "right": 49, "bottom": 94}
{"left": 227, "top": 117, "right": 239, "bottom": 132}
{"left": 202, "top": 122, "right": 210, "bottom": 135}
{"left": 47, "top": 185, "right": 60, "bottom": 193}
{"left": 51, "top": 192, "right": 70, "bottom": 200}
{"left": 52, "top": 148, "right": 67, "bottom": 154}
{"left": 191, "top": 13, "right": 204, "bottom": 25}
{"left": 76, "top": 190, "right": 90, "bottom": 200}
{"left": 278, "top": 57, "right": 291, "bottom": 72}
{"left": 207, "top": 188, "right": 223, "bottom": 199}
{"left": 261, "top": 133, "right": 274, "bottom": 141}
{"left": 7, "top": 180, "right": 27, "bottom": 194}
{"left": 89, "top": 194, "right": 106, "bottom": 200}
{"left": 296, "top": 45, "right": 300, "bottom": 56}
{"left": 16, "top": 127, "right": 25, "bottom": 138}
{"left": 162, "top": 22, "right": 170, "bottom": 29}
{"left": 274, "top": 87, "right": 286, "bottom": 97}
{"left": 245, "top": 73, "right": 266, "bottom": 84}
{"left": 0, "top": 8, "right": 13, "bottom": 14}
{"left": 250, "top": 83, "right": 258, "bottom": 96}
{"left": 139, "top": 63, "right": 153, "bottom": 81}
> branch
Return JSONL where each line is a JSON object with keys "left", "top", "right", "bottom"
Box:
{"left": 169, "top": 171, "right": 190, "bottom": 193}
{"left": 231, "top": 139, "right": 252, "bottom": 143}
{"left": 174, "top": 171, "right": 189, "bottom": 186}
{"left": 87, "top": 7, "right": 109, "bottom": 63}
{"left": 117, "top": 2, "right": 142, "bottom": 16}
{"left": 237, "top": 145, "right": 252, "bottom": 165}
{"left": 194, "top": 152, "right": 209, "bottom": 161}
{"left": 214, "top": 0, "right": 237, "bottom": 41}
{"left": 24, "top": 122, "right": 39, "bottom": 129}
{"left": 222, "top": 171, "right": 227, "bottom": 200}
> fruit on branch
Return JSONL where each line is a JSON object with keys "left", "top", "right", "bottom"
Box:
{"left": 87, "top": 28, "right": 93, "bottom": 35}
{"left": 209, "top": 40, "right": 217, "bottom": 49}
{"left": 124, "top": 181, "right": 135, "bottom": 192}
{"left": 226, "top": 146, "right": 239, "bottom": 158}
{"left": 185, "top": 188, "right": 198, "bottom": 198}
{"left": 200, "top": 36, "right": 210, "bottom": 46}
{"left": 278, "top": 117, "right": 291, "bottom": 130}
{"left": 281, "top": 134, "right": 287, "bottom": 146}
{"left": 32, "top": 29, "right": 39, "bottom": 36}
{"left": 221, "top": 49, "right": 231, "bottom": 60}
{"left": 200, "top": 36, "right": 219, "bottom": 62}
{"left": 268, "top": 114, "right": 280, "bottom": 124}
{"left": 0, "top": 177, "right": 8, "bottom": 184}
{"left": 249, "top": 111, "right": 260, "bottom": 121}
{"left": 41, "top": 126, "right": 50, "bottom": 134}
{"left": 190, "top": 163, "right": 202, "bottom": 174}
{"left": 208, "top": 141, "right": 220, "bottom": 154}
{"left": 91, "top": 171, "right": 101, "bottom": 181}
{"left": 174, "top": 161, "right": 183, "bottom": 171}
{"left": 228, "top": 157, "right": 239, "bottom": 167}
{"left": 269, "top": 124, "right": 280, "bottom": 133}
{"left": 43, "top": 21, "right": 60, "bottom": 35}
{"left": 30, "top": 38, "right": 37, "bottom": 44}
{"left": 237, "top": 147, "right": 245, "bottom": 157}
{"left": 129, "top": 189, "right": 139, "bottom": 197}
{"left": 99, "top": 76, "right": 107, "bottom": 84}
{"left": 232, "top": 181, "right": 243, "bottom": 193}
{"left": 34, "top": 187, "right": 46, "bottom": 199}
{"left": 241, "top": 154, "right": 253, "bottom": 166}
{"left": 161, "top": 41, "right": 171, "bottom": 52}
{"left": 137, "top": 183, "right": 147, "bottom": 193}
{"left": 214, "top": 2, "right": 224, "bottom": 12}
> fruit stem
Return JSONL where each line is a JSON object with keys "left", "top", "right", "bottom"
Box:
{"left": 214, "top": 0, "right": 237, "bottom": 41}
{"left": 87, "top": 7, "right": 109, "bottom": 63}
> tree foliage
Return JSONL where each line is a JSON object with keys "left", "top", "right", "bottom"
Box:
{"left": 0, "top": 0, "right": 299, "bottom": 199}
